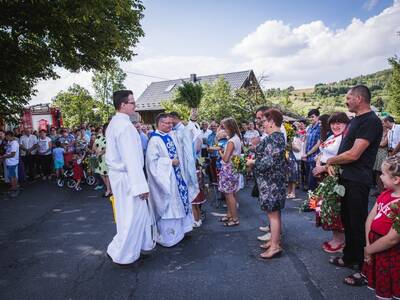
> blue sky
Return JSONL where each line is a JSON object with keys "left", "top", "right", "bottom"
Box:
{"left": 32, "top": 0, "right": 399, "bottom": 103}
{"left": 139, "top": 0, "right": 393, "bottom": 57}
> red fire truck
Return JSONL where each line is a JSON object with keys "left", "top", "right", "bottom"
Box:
{"left": 21, "top": 104, "right": 63, "bottom": 131}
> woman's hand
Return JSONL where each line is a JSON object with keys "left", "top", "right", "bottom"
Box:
{"left": 312, "top": 165, "right": 326, "bottom": 177}
{"left": 246, "top": 159, "right": 255, "bottom": 167}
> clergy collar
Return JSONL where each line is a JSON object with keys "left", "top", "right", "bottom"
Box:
{"left": 156, "top": 130, "right": 168, "bottom": 136}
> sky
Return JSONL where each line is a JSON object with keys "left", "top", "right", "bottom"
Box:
{"left": 31, "top": 0, "right": 400, "bottom": 104}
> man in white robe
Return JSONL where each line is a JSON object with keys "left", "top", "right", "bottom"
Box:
{"left": 105, "top": 90, "right": 156, "bottom": 265}
{"left": 169, "top": 112, "right": 200, "bottom": 203}
{"left": 146, "top": 113, "right": 193, "bottom": 247}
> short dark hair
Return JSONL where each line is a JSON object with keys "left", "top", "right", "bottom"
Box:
{"left": 384, "top": 116, "right": 395, "bottom": 123}
{"left": 264, "top": 109, "right": 283, "bottom": 127}
{"left": 155, "top": 113, "right": 170, "bottom": 126}
{"left": 350, "top": 85, "right": 371, "bottom": 103}
{"left": 308, "top": 108, "right": 320, "bottom": 117}
{"left": 39, "top": 129, "right": 47, "bottom": 133}
{"left": 256, "top": 106, "right": 269, "bottom": 114}
{"left": 113, "top": 90, "right": 133, "bottom": 110}
{"left": 55, "top": 140, "right": 61, "bottom": 147}
{"left": 328, "top": 112, "right": 350, "bottom": 125}
{"left": 169, "top": 111, "right": 181, "bottom": 119}
{"left": 5, "top": 131, "right": 14, "bottom": 137}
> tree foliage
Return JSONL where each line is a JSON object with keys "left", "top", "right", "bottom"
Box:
{"left": 52, "top": 84, "right": 103, "bottom": 128}
{"left": 387, "top": 56, "right": 400, "bottom": 117}
{"left": 92, "top": 61, "right": 127, "bottom": 105}
{"left": 92, "top": 60, "right": 127, "bottom": 121}
{"left": 197, "top": 77, "right": 266, "bottom": 123}
{"left": 174, "top": 81, "right": 203, "bottom": 108}
{"left": 0, "top": 0, "right": 145, "bottom": 121}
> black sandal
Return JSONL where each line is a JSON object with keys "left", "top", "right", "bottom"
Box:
{"left": 223, "top": 219, "right": 240, "bottom": 227}
{"left": 219, "top": 216, "right": 231, "bottom": 222}
{"left": 343, "top": 273, "right": 366, "bottom": 287}
{"left": 329, "top": 257, "right": 357, "bottom": 270}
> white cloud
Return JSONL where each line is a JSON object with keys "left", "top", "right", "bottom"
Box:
{"left": 31, "top": 1, "right": 400, "bottom": 104}
{"left": 232, "top": 1, "right": 400, "bottom": 88}
{"left": 363, "top": 0, "right": 379, "bottom": 11}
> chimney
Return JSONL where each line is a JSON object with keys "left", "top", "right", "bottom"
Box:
{"left": 190, "top": 73, "right": 197, "bottom": 83}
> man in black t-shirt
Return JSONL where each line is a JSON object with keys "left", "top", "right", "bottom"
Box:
{"left": 314, "top": 85, "right": 383, "bottom": 286}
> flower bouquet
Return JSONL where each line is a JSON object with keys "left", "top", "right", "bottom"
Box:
{"left": 232, "top": 154, "right": 247, "bottom": 174}
{"left": 284, "top": 122, "right": 295, "bottom": 159}
{"left": 301, "top": 167, "right": 346, "bottom": 231}
{"left": 389, "top": 202, "right": 400, "bottom": 234}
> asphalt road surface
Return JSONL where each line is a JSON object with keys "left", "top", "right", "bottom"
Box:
{"left": 0, "top": 180, "right": 375, "bottom": 300}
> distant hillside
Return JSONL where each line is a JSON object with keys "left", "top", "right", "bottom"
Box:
{"left": 314, "top": 69, "right": 391, "bottom": 98}
{"left": 266, "top": 69, "right": 391, "bottom": 117}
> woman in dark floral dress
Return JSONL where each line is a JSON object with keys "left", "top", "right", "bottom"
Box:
{"left": 247, "top": 109, "right": 286, "bottom": 259}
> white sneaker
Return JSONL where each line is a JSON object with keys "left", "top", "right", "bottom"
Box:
{"left": 259, "top": 225, "right": 270, "bottom": 233}
{"left": 193, "top": 220, "right": 202, "bottom": 228}
{"left": 257, "top": 232, "right": 271, "bottom": 242}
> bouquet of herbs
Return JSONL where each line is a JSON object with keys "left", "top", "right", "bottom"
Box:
{"left": 232, "top": 155, "right": 247, "bottom": 174}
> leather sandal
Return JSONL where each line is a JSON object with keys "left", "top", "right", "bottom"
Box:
{"left": 223, "top": 219, "right": 240, "bottom": 227}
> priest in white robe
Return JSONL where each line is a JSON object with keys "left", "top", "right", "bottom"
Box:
{"left": 169, "top": 112, "right": 200, "bottom": 203}
{"left": 146, "top": 113, "right": 193, "bottom": 247}
{"left": 105, "top": 90, "right": 156, "bottom": 265}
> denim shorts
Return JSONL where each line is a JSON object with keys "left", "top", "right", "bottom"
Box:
{"left": 7, "top": 164, "right": 18, "bottom": 178}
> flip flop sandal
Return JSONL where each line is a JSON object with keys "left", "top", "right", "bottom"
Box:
{"left": 223, "top": 219, "right": 240, "bottom": 227}
{"left": 343, "top": 273, "right": 366, "bottom": 287}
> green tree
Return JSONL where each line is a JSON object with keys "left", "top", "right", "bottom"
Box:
{"left": 92, "top": 60, "right": 126, "bottom": 121}
{"left": 92, "top": 61, "right": 127, "bottom": 104}
{"left": 0, "top": 0, "right": 145, "bottom": 121}
{"left": 197, "top": 77, "right": 268, "bottom": 123}
{"left": 387, "top": 56, "right": 400, "bottom": 117}
{"left": 52, "top": 84, "right": 101, "bottom": 128}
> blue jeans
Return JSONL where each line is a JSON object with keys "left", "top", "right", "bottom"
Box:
{"left": 305, "top": 161, "right": 317, "bottom": 191}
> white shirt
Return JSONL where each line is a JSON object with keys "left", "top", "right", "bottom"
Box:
{"left": 319, "top": 134, "right": 342, "bottom": 164}
{"left": 38, "top": 136, "right": 52, "bottom": 155}
{"left": 6, "top": 140, "right": 19, "bottom": 166}
{"left": 388, "top": 124, "right": 400, "bottom": 150}
{"left": 244, "top": 130, "right": 260, "bottom": 144}
{"left": 200, "top": 129, "right": 212, "bottom": 149}
{"left": 19, "top": 134, "right": 38, "bottom": 156}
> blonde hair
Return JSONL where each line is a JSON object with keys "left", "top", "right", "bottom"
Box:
{"left": 383, "top": 154, "right": 400, "bottom": 177}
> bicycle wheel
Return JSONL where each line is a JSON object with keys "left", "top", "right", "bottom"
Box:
{"left": 86, "top": 176, "right": 96, "bottom": 186}
{"left": 67, "top": 179, "right": 76, "bottom": 189}
{"left": 57, "top": 178, "right": 64, "bottom": 187}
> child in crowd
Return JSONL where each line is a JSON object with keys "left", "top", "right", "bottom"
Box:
{"left": 72, "top": 153, "right": 84, "bottom": 191}
{"left": 215, "top": 129, "right": 228, "bottom": 174}
{"left": 353, "top": 155, "right": 400, "bottom": 299}
{"left": 53, "top": 141, "right": 65, "bottom": 179}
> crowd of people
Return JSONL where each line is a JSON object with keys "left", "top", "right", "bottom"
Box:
{"left": 2, "top": 84, "right": 400, "bottom": 299}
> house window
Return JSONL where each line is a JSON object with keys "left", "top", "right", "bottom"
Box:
{"left": 164, "top": 84, "right": 175, "bottom": 92}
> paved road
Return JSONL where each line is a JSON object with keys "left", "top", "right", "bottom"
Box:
{"left": 0, "top": 181, "right": 374, "bottom": 300}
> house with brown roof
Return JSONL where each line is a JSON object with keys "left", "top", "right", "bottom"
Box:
{"left": 135, "top": 70, "right": 263, "bottom": 123}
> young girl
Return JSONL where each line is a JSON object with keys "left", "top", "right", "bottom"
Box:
{"left": 218, "top": 118, "right": 242, "bottom": 227}
{"left": 53, "top": 141, "right": 65, "bottom": 179}
{"left": 354, "top": 155, "right": 400, "bottom": 298}
{"left": 72, "top": 153, "right": 84, "bottom": 191}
